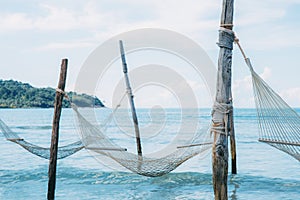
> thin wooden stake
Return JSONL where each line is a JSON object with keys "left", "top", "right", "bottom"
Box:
{"left": 230, "top": 108, "right": 237, "bottom": 174}
{"left": 119, "top": 40, "right": 142, "bottom": 157}
{"left": 47, "top": 59, "right": 68, "bottom": 200}
{"left": 212, "top": 0, "right": 235, "bottom": 199}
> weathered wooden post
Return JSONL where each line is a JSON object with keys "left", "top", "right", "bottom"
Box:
{"left": 119, "top": 40, "right": 143, "bottom": 157}
{"left": 47, "top": 59, "right": 68, "bottom": 200}
{"left": 211, "top": 0, "right": 235, "bottom": 199}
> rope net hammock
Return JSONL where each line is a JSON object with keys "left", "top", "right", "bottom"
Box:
{"left": 0, "top": 39, "right": 213, "bottom": 177}
{"left": 235, "top": 38, "right": 300, "bottom": 161}
{"left": 0, "top": 118, "right": 84, "bottom": 159}
{"left": 0, "top": 100, "right": 212, "bottom": 176}
{"left": 71, "top": 104, "right": 212, "bottom": 177}
{"left": 64, "top": 40, "right": 212, "bottom": 177}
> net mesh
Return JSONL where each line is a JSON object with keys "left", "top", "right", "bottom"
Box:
{"left": 0, "top": 118, "right": 84, "bottom": 159}
{"left": 242, "top": 55, "right": 300, "bottom": 161}
{"left": 72, "top": 105, "right": 212, "bottom": 177}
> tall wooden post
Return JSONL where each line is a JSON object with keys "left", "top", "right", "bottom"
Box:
{"left": 212, "top": 0, "right": 235, "bottom": 199}
{"left": 47, "top": 59, "right": 68, "bottom": 200}
{"left": 119, "top": 40, "right": 143, "bottom": 157}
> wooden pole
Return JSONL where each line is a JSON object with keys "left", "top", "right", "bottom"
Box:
{"left": 230, "top": 106, "right": 237, "bottom": 174}
{"left": 119, "top": 40, "right": 142, "bottom": 157}
{"left": 47, "top": 59, "right": 68, "bottom": 200}
{"left": 212, "top": 0, "right": 235, "bottom": 199}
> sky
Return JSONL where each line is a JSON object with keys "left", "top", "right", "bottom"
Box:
{"left": 0, "top": 0, "right": 299, "bottom": 108}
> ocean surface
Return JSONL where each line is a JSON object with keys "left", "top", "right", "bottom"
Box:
{"left": 0, "top": 108, "right": 299, "bottom": 200}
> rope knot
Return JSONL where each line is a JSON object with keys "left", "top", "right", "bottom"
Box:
{"left": 56, "top": 88, "right": 70, "bottom": 101}
{"left": 212, "top": 101, "right": 233, "bottom": 115}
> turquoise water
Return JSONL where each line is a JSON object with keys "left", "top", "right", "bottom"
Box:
{"left": 0, "top": 108, "right": 299, "bottom": 200}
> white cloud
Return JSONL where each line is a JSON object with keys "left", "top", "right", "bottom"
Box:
{"left": 0, "top": 0, "right": 299, "bottom": 108}
{"left": 236, "top": 2, "right": 285, "bottom": 27}
{"left": 236, "top": 0, "right": 300, "bottom": 26}
{"left": 0, "top": 13, "right": 33, "bottom": 31}
{"left": 1, "top": 0, "right": 299, "bottom": 50}
{"left": 233, "top": 67, "right": 272, "bottom": 107}
{"left": 35, "top": 4, "right": 78, "bottom": 30}
{"left": 260, "top": 67, "right": 271, "bottom": 80}
{"left": 0, "top": 2, "right": 112, "bottom": 32}
{"left": 35, "top": 41, "right": 94, "bottom": 51}
{"left": 235, "top": 0, "right": 300, "bottom": 50}
{"left": 280, "top": 87, "right": 300, "bottom": 108}
{"left": 233, "top": 66, "right": 300, "bottom": 108}
{"left": 233, "top": 67, "right": 271, "bottom": 93}
{"left": 0, "top": 1, "right": 219, "bottom": 35}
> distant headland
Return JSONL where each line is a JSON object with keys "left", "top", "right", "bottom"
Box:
{"left": 0, "top": 79, "right": 104, "bottom": 108}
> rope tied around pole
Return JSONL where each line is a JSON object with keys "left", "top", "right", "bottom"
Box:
{"left": 220, "top": 23, "right": 234, "bottom": 29}
{"left": 218, "top": 28, "right": 255, "bottom": 73}
{"left": 211, "top": 101, "right": 233, "bottom": 136}
{"left": 48, "top": 59, "right": 68, "bottom": 200}
{"left": 213, "top": 101, "right": 233, "bottom": 115}
{"left": 217, "top": 27, "right": 235, "bottom": 50}
{"left": 55, "top": 88, "right": 70, "bottom": 101}
{"left": 55, "top": 88, "right": 80, "bottom": 111}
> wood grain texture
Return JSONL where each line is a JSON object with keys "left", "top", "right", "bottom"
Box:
{"left": 119, "top": 40, "right": 142, "bottom": 157}
{"left": 212, "top": 0, "right": 235, "bottom": 199}
{"left": 230, "top": 106, "right": 237, "bottom": 174}
{"left": 47, "top": 59, "right": 68, "bottom": 200}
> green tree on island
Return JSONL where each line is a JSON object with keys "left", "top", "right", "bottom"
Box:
{"left": 0, "top": 79, "right": 104, "bottom": 108}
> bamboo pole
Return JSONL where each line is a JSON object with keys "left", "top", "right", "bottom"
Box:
{"left": 47, "top": 59, "right": 68, "bottom": 200}
{"left": 119, "top": 40, "right": 143, "bottom": 157}
{"left": 212, "top": 0, "right": 235, "bottom": 199}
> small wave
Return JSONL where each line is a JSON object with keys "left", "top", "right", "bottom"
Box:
{"left": 55, "top": 167, "right": 213, "bottom": 186}
{"left": 2, "top": 167, "right": 299, "bottom": 188}
{"left": 229, "top": 173, "right": 300, "bottom": 199}
{"left": 15, "top": 125, "right": 52, "bottom": 130}
{"left": 0, "top": 166, "right": 212, "bottom": 186}
{"left": 0, "top": 168, "right": 48, "bottom": 185}
{"left": 1, "top": 167, "right": 300, "bottom": 200}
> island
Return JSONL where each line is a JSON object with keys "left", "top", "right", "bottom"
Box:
{"left": 0, "top": 79, "right": 104, "bottom": 108}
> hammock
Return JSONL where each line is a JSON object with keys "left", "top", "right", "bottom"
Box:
{"left": 0, "top": 118, "right": 84, "bottom": 159}
{"left": 1, "top": 40, "right": 213, "bottom": 175}
{"left": 69, "top": 40, "right": 213, "bottom": 177}
{"left": 235, "top": 38, "right": 300, "bottom": 161}
{"left": 72, "top": 105, "right": 212, "bottom": 177}
{"left": 0, "top": 101, "right": 122, "bottom": 160}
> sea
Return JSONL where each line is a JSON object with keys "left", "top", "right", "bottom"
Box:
{"left": 0, "top": 108, "right": 299, "bottom": 200}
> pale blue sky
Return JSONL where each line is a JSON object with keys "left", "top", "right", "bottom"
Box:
{"left": 0, "top": 0, "right": 299, "bottom": 107}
